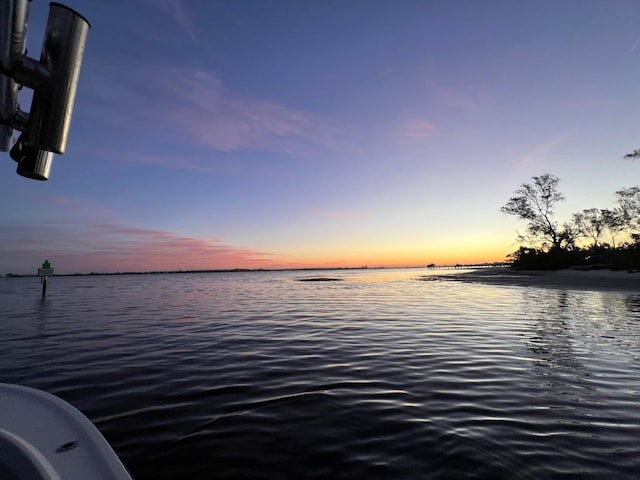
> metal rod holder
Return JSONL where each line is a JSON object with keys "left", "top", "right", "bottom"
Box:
{"left": 0, "top": 1, "right": 89, "bottom": 179}
{"left": 27, "top": 3, "right": 90, "bottom": 154}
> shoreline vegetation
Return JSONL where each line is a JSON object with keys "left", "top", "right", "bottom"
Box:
{"left": 501, "top": 174, "right": 640, "bottom": 273}
{"left": 432, "top": 267, "right": 640, "bottom": 292}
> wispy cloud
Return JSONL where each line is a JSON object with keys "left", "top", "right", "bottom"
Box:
{"left": 398, "top": 120, "right": 436, "bottom": 139}
{"left": 86, "top": 64, "right": 344, "bottom": 159}
{"left": 519, "top": 134, "right": 568, "bottom": 168}
{"left": 169, "top": 69, "right": 331, "bottom": 151}
{"left": 140, "top": 0, "right": 197, "bottom": 41}
{"left": 309, "top": 209, "right": 367, "bottom": 220}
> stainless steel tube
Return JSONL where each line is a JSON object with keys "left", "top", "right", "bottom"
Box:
{"left": 27, "top": 2, "right": 90, "bottom": 154}
{"left": 0, "top": 0, "right": 16, "bottom": 150}
{"left": 11, "top": 133, "right": 53, "bottom": 180}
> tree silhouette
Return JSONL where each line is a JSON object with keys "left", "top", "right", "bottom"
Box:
{"left": 624, "top": 149, "right": 640, "bottom": 160}
{"left": 572, "top": 208, "right": 620, "bottom": 247}
{"left": 501, "top": 174, "right": 570, "bottom": 250}
{"left": 503, "top": 176, "right": 640, "bottom": 270}
{"left": 615, "top": 187, "right": 640, "bottom": 241}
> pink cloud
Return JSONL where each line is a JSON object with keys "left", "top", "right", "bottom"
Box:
{"left": 0, "top": 222, "right": 289, "bottom": 274}
{"left": 89, "top": 65, "right": 345, "bottom": 157}
{"left": 159, "top": 69, "right": 343, "bottom": 152}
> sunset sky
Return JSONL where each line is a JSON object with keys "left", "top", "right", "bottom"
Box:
{"left": 1, "top": 0, "right": 639, "bottom": 274}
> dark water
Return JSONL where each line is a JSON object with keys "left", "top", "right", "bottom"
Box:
{"left": 1, "top": 269, "right": 640, "bottom": 479}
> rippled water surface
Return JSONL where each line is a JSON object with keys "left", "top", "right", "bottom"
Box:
{"left": 2, "top": 269, "right": 640, "bottom": 479}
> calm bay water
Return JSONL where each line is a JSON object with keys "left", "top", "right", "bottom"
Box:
{"left": 1, "top": 268, "right": 640, "bottom": 479}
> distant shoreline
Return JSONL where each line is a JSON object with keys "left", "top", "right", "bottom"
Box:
{"left": 3, "top": 266, "right": 375, "bottom": 278}
{"left": 434, "top": 267, "right": 640, "bottom": 292}
{"left": 4, "top": 263, "right": 507, "bottom": 278}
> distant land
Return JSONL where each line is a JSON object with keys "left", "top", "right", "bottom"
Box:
{"left": 4, "top": 262, "right": 511, "bottom": 278}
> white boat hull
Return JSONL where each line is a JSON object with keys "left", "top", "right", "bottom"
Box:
{"left": 0, "top": 383, "right": 133, "bottom": 480}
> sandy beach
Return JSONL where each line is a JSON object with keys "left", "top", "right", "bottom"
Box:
{"left": 434, "top": 267, "right": 640, "bottom": 292}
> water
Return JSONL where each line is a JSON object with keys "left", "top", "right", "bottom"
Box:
{"left": 1, "top": 268, "right": 639, "bottom": 479}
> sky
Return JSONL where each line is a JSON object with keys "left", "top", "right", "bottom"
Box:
{"left": 1, "top": 0, "right": 640, "bottom": 274}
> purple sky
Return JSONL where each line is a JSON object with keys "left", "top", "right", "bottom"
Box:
{"left": 1, "top": 0, "right": 639, "bottom": 274}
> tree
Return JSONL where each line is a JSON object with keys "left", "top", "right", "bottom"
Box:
{"left": 615, "top": 187, "right": 640, "bottom": 241}
{"left": 557, "top": 222, "right": 581, "bottom": 250}
{"left": 624, "top": 149, "right": 640, "bottom": 160}
{"left": 501, "top": 174, "right": 570, "bottom": 250}
{"left": 572, "top": 208, "right": 620, "bottom": 247}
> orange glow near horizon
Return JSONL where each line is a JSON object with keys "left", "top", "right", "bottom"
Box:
{"left": 41, "top": 244, "right": 510, "bottom": 275}
{"left": 2, "top": 212, "right": 513, "bottom": 275}
{"left": 279, "top": 244, "right": 510, "bottom": 270}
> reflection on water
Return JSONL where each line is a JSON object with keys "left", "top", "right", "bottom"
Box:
{"left": 624, "top": 294, "right": 640, "bottom": 319}
{"left": 525, "top": 290, "right": 582, "bottom": 370}
{"left": 1, "top": 269, "right": 639, "bottom": 479}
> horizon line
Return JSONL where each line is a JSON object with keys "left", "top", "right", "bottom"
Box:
{"left": 5, "top": 262, "right": 512, "bottom": 277}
